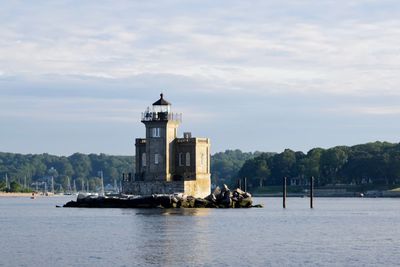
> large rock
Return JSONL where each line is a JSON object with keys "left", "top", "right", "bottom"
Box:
{"left": 63, "top": 184, "right": 260, "bottom": 209}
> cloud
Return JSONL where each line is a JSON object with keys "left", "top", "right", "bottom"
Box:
{"left": 0, "top": 96, "right": 142, "bottom": 123}
{"left": 328, "top": 105, "right": 400, "bottom": 116}
{"left": 1, "top": 1, "right": 400, "bottom": 97}
{"left": 1, "top": 1, "right": 400, "bottom": 155}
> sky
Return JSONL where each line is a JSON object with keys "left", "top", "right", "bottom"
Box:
{"left": 1, "top": 0, "right": 400, "bottom": 156}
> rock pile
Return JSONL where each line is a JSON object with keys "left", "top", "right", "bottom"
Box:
{"left": 202, "top": 184, "right": 254, "bottom": 208}
{"left": 63, "top": 184, "right": 262, "bottom": 209}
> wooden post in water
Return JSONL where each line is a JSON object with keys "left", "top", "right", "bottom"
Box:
{"left": 244, "top": 177, "right": 247, "bottom": 192}
{"left": 310, "top": 176, "right": 314, "bottom": 209}
{"left": 283, "top": 177, "right": 287, "bottom": 209}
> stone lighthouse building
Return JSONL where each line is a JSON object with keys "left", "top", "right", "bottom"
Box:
{"left": 123, "top": 94, "right": 211, "bottom": 198}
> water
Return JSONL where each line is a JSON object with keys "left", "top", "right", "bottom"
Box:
{"left": 0, "top": 197, "right": 399, "bottom": 267}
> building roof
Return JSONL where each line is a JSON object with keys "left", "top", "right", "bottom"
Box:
{"left": 152, "top": 93, "right": 171, "bottom": 106}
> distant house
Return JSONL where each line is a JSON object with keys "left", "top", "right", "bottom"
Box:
{"left": 104, "top": 184, "right": 114, "bottom": 191}
{"left": 123, "top": 94, "right": 211, "bottom": 198}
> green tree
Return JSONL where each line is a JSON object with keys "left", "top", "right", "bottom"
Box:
{"left": 388, "top": 151, "right": 400, "bottom": 184}
{"left": 9, "top": 181, "right": 22, "bottom": 192}
{"left": 0, "top": 181, "right": 6, "bottom": 191}
{"left": 255, "top": 159, "right": 270, "bottom": 187}
{"left": 69, "top": 153, "right": 92, "bottom": 180}
{"left": 211, "top": 149, "right": 263, "bottom": 187}
{"left": 320, "top": 147, "right": 348, "bottom": 185}
{"left": 270, "top": 149, "right": 296, "bottom": 184}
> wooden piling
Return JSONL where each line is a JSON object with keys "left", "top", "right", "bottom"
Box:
{"left": 283, "top": 177, "right": 287, "bottom": 209}
{"left": 310, "top": 176, "right": 314, "bottom": 209}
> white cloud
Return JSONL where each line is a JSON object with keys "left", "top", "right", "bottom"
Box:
{"left": 2, "top": 1, "right": 400, "bottom": 155}
{"left": 1, "top": 2, "right": 400, "bottom": 97}
{"left": 0, "top": 96, "right": 143, "bottom": 123}
{"left": 328, "top": 105, "right": 400, "bottom": 116}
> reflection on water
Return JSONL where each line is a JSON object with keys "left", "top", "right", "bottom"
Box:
{"left": 130, "top": 208, "right": 210, "bottom": 217}
{"left": 1, "top": 197, "right": 400, "bottom": 266}
{"left": 122, "top": 208, "right": 212, "bottom": 266}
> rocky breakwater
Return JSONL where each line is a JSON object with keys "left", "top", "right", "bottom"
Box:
{"left": 63, "top": 185, "right": 262, "bottom": 208}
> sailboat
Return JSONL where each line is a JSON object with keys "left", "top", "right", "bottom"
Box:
{"left": 114, "top": 179, "right": 119, "bottom": 194}
{"left": 64, "top": 177, "right": 73, "bottom": 195}
{"left": 5, "top": 173, "right": 9, "bottom": 191}
{"left": 77, "top": 179, "right": 99, "bottom": 199}
{"left": 72, "top": 179, "right": 78, "bottom": 195}
{"left": 100, "top": 171, "right": 105, "bottom": 197}
{"left": 51, "top": 176, "right": 55, "bottom": 195}
{"left": 55, "top": 184, "right": 64, "bottom": 196}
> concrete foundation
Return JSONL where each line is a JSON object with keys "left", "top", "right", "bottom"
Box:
{"left": 123, "top": 179, "right": 210, "bottom": 198}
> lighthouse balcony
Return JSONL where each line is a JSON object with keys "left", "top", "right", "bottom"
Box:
{"left": 141, "top": 111, "right": 182, "bottom": 122}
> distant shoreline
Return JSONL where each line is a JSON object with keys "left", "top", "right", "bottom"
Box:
{"left": 0, "top": 192, "right": 35, "bottom": 197}
{"left": 0, "top": 192, "right": 60, "bottom": 197}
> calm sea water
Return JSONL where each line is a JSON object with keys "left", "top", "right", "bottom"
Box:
{"left": 0, "top": 196, "right": 399, "bottom": 267}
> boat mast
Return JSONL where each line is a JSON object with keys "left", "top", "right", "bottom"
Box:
{"left": 114, "top": 179, "right": 118, "bottom": 193}
{"left": 5, "top": 173, "right": 9, "bottom": 190}
{"left": 100, "top": 171, "right": 105, "bottom": 196}
{"left": 66, "top": 177, "right": 72, "bottom": 193}
{"left": 51, "top": 176, "right": 55, "bottom": 193}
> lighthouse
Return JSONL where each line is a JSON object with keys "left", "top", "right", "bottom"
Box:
{"left": 124, "top": 94, "right": 211, "bottom": 198}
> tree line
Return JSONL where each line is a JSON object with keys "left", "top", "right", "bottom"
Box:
{"left": 211, "top": 149, "right": 266, "bottom": 186}
{"left": 1, "top": 141, "right": 400, "bottom": 192}
{"left": 237, "top": 141, "right": 400, "bottom": 190}
{"left": 0, "top": 152, "right": 134, "bottom": 192}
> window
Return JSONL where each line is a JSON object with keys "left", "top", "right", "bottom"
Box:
{"left": 186, "top": 152, "right": 190, "bottom": 167}
{"left": 142, "top": 153, "right": 146, "bottom": 167}
{"left": 155, "top": 153, "right": 159, "bottom": 164}
{"left": 178, "top": 153, "right": 184, "bottom": 166}
{"left": 151, "top": 128, "right": 160, "bottom": 137}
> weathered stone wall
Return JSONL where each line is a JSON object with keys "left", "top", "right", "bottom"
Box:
{"left": 144, "top": 121, "right": 167, "bottom": 181}
{"left": 174, "top": 138, "right": 196, "bottom": 180}
{"left": 135, "top": 139, "right": 146, "bottom": 181}
{"left": 122, "top": 179, "right": 210, "bottom": 198}
{"left": 166, "top": 121, "right": 179, "bottom": 181}
{"left": 141, "top": 120, "right": 180, "bottom": 182}
{"left": 129, "top": 137, "right": 211, "bottom": 197}
{"left": 194, "top": 138, "right": 210, "bottom": 175}
{"left": 123, "top": 180, "right": 184, "bottom": 195}
{"left": 184, "top": 177, "right": 211, "bottom": 198}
